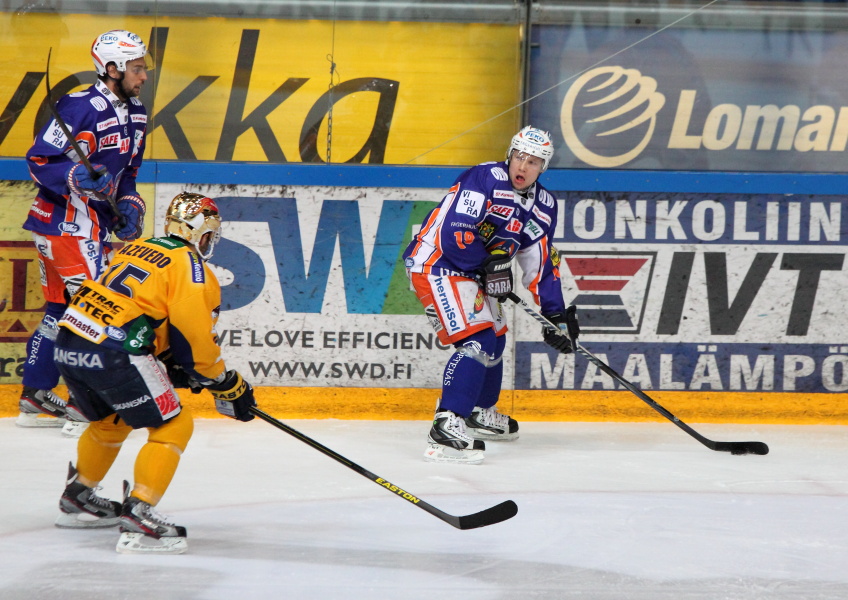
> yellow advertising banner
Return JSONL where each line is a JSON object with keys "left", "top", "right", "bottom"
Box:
{"left": 0, "top": 180, "right": 152, "bottom": 383}
{"left": 0, "top": 12, "right": 521, "bottom": 165}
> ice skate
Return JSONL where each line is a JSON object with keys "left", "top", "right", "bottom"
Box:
{"left": 16, "top": 386, "right": 67, "bottom": 428}
{"left": 61, "top": 420, "right": 89, "bottom": 437}
{"left": 465, "top": 405, "right": 519, "bottom": 442}
{"left": 424, "top": 410, "right": 486, "bottom": 465}
{"left": 55, "top": 462, "right": 121, "bottom": 529}
{"left": 61, "top": 398, "right": 90, "bottom": 438}
{"left": 117, "top": 482, "right": 188, "bottom": 554}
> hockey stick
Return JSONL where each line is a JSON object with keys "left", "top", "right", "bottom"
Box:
{"left": 507, "top": 292, "right": 769, "bottom": 456}
{"left": 248, "top": 406, "right": 518, "bottom": 529}
{"left": 44, "top": 48, "right": 126, "bottom": 229}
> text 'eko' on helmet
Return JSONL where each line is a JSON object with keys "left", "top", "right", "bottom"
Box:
{"left": 165, "top": 192, "right": 222, "bottom": 261}
{"left": 91, "top": 30, "right": 148, "bottom": 76}
{"left": 506, "top": 126, "right": 555, "bottom": 172}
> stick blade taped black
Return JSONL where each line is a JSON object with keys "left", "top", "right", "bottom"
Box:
{"left": 457, "top": 500, "right": 518, "bottom": 530}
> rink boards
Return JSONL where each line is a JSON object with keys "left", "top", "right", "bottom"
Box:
{"left": 0, "top": 167, "right": 846, "bottom": 423}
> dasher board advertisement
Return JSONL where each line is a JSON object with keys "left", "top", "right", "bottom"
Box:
{"left": 530, "top": 25, "right": 848, "bottom": 172}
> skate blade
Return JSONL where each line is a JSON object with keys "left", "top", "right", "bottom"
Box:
{"left": 55, "top": 512, "right": 120, "bottom": 529}
{"left": 61, "top": 421, "right": 89, "bottom": 438}
{"left": 116, "top": 532, "right": 188, "bottom": 555}
{"left": 467, "top": 428, "right": 520, "bottom": 442}
{"left": 423, "top": 443, "right": 484, "bottom": 465}
{"left": 15, "top": 413, "right": 65, "bottom": 428}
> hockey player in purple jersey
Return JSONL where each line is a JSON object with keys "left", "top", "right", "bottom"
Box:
{"left": 17, "top": 30, "right": 150, "bottom": 435}
{"left": 403, "top": 126, "right": 574, "bottom": 464}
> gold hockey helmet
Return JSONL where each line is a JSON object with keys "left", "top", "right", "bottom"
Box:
{"left": 164, "top": 192, "right": 222, "bottom": 260}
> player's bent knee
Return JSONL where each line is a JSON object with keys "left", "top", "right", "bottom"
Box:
{"left": 87, "top": 418, "right": 133, "bottom": 447}
{"left": 455, "top": 328, "right": 501, "bottom": 367}
{"left": 148, "top": 407, "right": 194, "bottom": 453}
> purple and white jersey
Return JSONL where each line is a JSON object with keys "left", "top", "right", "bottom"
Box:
{"left": 403, "top": 160, "right": 566, "bottom": 315}
{"left": 23, "top": 79, "right": 147, "bottom": 242}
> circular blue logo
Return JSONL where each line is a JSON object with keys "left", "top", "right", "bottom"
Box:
{"left": 104, "top": 326, "right": 127, "bottom": 341}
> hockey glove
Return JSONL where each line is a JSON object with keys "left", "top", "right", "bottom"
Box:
{"left": 543, "top": 305, "right": 579, "bottom": 354}
{"left": 207, "top": 370, "right": 255, "bottom": 422}
{"left": 114, "top": 195, "right": 146, "bottom": 241}
{"left": 157, "top": 350, "right": 202, "bottom": 394}
{"left": 67, "top": 163, "right": 114, "bottom": 197}
{"left": 480, "top": 250, "right": 513, "bottom": 302}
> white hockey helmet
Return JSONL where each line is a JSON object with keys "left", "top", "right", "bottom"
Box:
{"left": 91, "top": 30, "right": 147, "bottom": 76}
{"left": 506, "top": 126, "right": 555, "bottom": 172}
{"left": 165, "top": 192, "right": 223, "bottom": 261}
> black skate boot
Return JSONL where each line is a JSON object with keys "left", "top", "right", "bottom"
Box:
{"left": 465, "top": 405, "right": 519, "bottom": 441}
{"left": 424, "top": 409, "right": 486, "bottom": 464}
{"left": 117, "top": 481, "right": 188, "bottom": 554}
{"left": 55, "top": 462, "right": 121, "bottom": 528}
{"left": 17, "top": 386, "right": 67, "bottom": 428}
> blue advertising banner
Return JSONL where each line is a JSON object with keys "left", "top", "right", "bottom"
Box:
{"left": 513, "top": 189, "right": 848, "bottom": 394}
{"left": 529, "top": 25, "right": 848, "bottom": 172}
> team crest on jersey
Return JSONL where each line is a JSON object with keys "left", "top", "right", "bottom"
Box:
{"left": 487, "top": 204, "right": 515, "bottom": 220}
{"left": 550, "top": 245, "right": 561, "bottom": 267}
{"left": 478, "top": 221, "right": 496, "bottom": 241}
{"left": 473, "top": 290, "right": 485, "bottom": 313}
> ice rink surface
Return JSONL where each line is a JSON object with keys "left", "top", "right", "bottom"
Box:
{"left": 1, "top": 416, "right": 846, "bottom": 600}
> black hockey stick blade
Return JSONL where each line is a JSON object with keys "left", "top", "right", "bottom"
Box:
{"left": 453, "top": 500, "right": 518, "bottom": 530}
{"left": 507, "top": 293, "right": 769, "bottom": 456}
{"left": 249, "top": 406, "right": 518, "bottom": 529}
{"left": 710, "top": 440, "right": 770, "bottom": 456}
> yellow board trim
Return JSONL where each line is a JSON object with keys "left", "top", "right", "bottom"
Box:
{"left": 2, "top": 385, "right": 847, "bottom": 423}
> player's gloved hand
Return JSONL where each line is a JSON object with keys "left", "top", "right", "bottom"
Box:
{"left": 67, "top": 163, "right": 114, "bottom": 197}
{"left": 207, "top": 370, "right": 255, "bottom": 422}
{"left": 480, "top": 249, "right": 513, "bottom": 302}
{"left": 157, "top": 350, "right": 202, "bottom": 394}
{"left": 114, "top": 195, "right": 146, "bottom": 241}
{"left": 543, "top": 305, "right": 579, "bottom": 353}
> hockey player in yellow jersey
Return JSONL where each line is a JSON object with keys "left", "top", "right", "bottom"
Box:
{"left": 51, "top": 191, "right": 255, "bottom": 555}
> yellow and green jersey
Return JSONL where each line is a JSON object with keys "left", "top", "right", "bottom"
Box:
{"left": 58, "top": 235, "right": 227, "bottom": 383}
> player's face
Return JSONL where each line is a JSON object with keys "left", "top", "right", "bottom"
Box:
{"left": 120, "top": 57, "right": 148, "bottom": 98}
{"left": 508, "top": 152, "right": 544, "bottom": 191}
